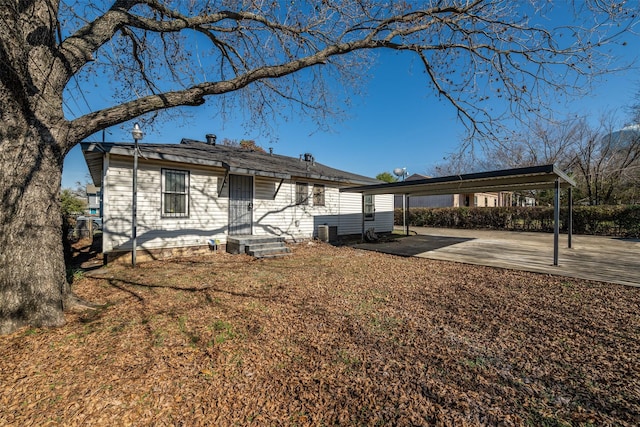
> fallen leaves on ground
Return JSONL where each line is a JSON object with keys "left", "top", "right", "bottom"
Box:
{"left": 1, "top": 241, "right": 639, "bottom": 426}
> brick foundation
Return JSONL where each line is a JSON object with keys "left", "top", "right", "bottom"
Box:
{"left": 104, "top": 244, "right": 227, "bottom": 265}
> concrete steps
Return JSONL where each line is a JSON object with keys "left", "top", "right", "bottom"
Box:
{"left": 227, "top": 235, "right": 291, "bottom": 259}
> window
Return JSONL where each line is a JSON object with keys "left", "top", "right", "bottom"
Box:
{"left": 162, "top": 169, "right": 189, "bottom": 217}
{"left": 296, "top": 182, "right": 308, "bottom": 205}
{"left": 484, "top": 196, "right": 488, "bottom": 207}
{"left": 364, "top": 194, "right": 375, "bottom": 220}
{"left": 313, "top": 184, "right": 325, "bottom": 206}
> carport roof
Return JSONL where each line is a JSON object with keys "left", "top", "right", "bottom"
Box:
{"left": 340, "top": 164, "right": 575, "bottom": 196}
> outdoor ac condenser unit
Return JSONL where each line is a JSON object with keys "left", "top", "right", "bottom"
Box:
{"left": 317, "top": 225, "right": 329, "bottom": 242}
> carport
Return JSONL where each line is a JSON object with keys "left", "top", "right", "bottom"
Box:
{"left": 341, "top": 164, "right": 576, "bottom": 266}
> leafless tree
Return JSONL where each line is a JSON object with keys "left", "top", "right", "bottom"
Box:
{"left": 469, "top": 117, "right": 585, "bottom": 173}
{"left": 442, "top": 113, "right": 640, "bottom": 205}
{"left": 570, "top": 118, "right": 640, "bottom": 205}
{"left": 0, "top": 0, "right": 637, "bottom": 333}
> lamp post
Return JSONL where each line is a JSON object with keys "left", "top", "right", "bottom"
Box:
{"left": 131, "top": 123, "right": 143, "bottom": 267}
{"left": 393, "top": 168, "right": 409, "bottom": 235}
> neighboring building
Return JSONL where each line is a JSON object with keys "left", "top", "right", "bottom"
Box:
{"left": 85, "top": 184, "right": 101, "bottom": 216}
{"left": 82, "top": 138, "right": 393, "bottom": 261}
{"left": 394, "top": 173, "right": 515, "bottom": 209}
{"left": 512, "top": 194, "right": 537, "bottom": 207}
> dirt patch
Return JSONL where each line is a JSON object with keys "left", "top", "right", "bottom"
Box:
{"left": 1, "top": 242, "right": 639, "bottom": 426}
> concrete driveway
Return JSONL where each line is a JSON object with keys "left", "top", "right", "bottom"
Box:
{"left": 353, "top": 227, "right": 640, "bottom": 287}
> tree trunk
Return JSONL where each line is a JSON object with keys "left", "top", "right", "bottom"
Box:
{"left": 0, "top": 127, "right": 68, "bottom": 334}
{"left": 0, "top": 0, "right": 86, "bottom": 334}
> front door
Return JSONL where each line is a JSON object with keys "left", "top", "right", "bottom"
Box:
{"left": 229, "top": 174, "right": 253, "bottom": 235}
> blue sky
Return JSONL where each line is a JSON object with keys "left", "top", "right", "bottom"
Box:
{"left": 61, "top": 22, "right": 640, "bottom": 189}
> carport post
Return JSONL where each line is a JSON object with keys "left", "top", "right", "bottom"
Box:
{"left": 568, "top": 187, "right": 573, "bottom": 249}
{"left": 361, "top": 193, "right": 365, "bottom": 242}
{"left": 404, "top": 195, "right": 410, "bottom": 236}
{"left": 553, "top": 179, "right": 560, "bottom": 266}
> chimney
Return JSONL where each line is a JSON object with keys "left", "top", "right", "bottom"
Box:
{"left": 205, "top": 134, "right": 217, "bottom": 145}
{"left": 303, "top": 153, "right": 314, "bottom": 163}
{"left": 269, "top": 147, "right": 273, "bottom": 155}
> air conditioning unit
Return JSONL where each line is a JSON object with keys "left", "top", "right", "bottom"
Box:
{"left": 317, "top": 225, "right": 329, "bottom": 242}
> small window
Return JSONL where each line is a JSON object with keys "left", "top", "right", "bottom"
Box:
{"left": 494, "top": 199, "right": 498, "bottom": 207}
{"left": 296, "top": 182, "right": 308, "bottom": 205}
{"left": 484, "top": 197, "right": 488, "bottom": 207}
{"left": 474, "top": 196, "right": 478, "bottom": 207}
{"left": 364, "top": 194, "right": 375, "bottom": 220}
{"left": 313, "top": 184, "right": 325, "bottom": 206}
{"left": 162, "top": 169, "right": 189, "bottom": 217}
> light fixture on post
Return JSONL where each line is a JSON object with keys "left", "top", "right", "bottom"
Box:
{"left": 393, "top": 167, "right": 409, "bottom": 235}
{"left": 131, "top": 122, "right": 143, "bottom": 267}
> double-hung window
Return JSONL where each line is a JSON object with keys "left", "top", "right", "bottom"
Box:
{"left": 364, "top": 194, "right": 375, "bottom": 220}
{"left": 313, "top": 184, "right": 325, "bottom": 206}
{"left": 296, "top": 182, "right": 308, "bottom": 205}
{"left": 162, "top": 169, "right": 189, "bottom": 217}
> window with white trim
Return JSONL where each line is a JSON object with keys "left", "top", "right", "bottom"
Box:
{"left": 162, "top": 169, "right": 189, "bottom": 217}
{"left": 364, "top": 194, "right": 375, "bottom": 220}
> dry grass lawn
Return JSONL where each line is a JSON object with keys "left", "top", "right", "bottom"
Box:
{"left": 1, "top": 240, "right": 639, "bottom": 426}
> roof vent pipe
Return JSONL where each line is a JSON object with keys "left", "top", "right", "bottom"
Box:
{"left": 205, "top": 134, "right": 217, "bottom": 145}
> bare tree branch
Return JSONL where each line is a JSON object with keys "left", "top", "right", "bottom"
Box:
{"left": 57, "top": 0, "right": 637, "bottom": 145}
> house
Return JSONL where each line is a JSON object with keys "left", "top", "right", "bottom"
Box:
{"left": 81, "top": 137, "right": 393, "bottom": 262}
{"left": 85, "top": 184, "right": 101, "bottom": 216}
{"left": 394, "top": 173, "right": 516, "bottom": 209}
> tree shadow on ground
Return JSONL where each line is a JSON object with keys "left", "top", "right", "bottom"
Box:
{"left": 69, "top": 234, "right": 104, "bottom": 270}
{"left": 352, "top": 234, "right": 474, "bottom": 257}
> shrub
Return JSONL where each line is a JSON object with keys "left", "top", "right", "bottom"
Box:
{"left": 395, "top": 205, "right": 640, "bottom": 237}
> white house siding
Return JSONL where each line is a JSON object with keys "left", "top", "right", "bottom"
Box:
{"left": 253, "top": 177, "right": 295, "bottom": 238}
{"left": 103, "top": 157, "right": 228, "bottom": 253}
{"left": 103, "top": 157, "right": 395, "bottom": 253}
{"left": 336, "top": 192, "right": 394, "bottom": 235}
{"left": 274, "top": 186, "right": 394, "bottom": 238}
{"left": 254, "top": 178, "right": 344, "bottom": 240}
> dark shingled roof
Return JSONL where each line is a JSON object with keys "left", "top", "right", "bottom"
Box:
{"left": 81, "top": 139, "right": 380, "bottom": 187}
